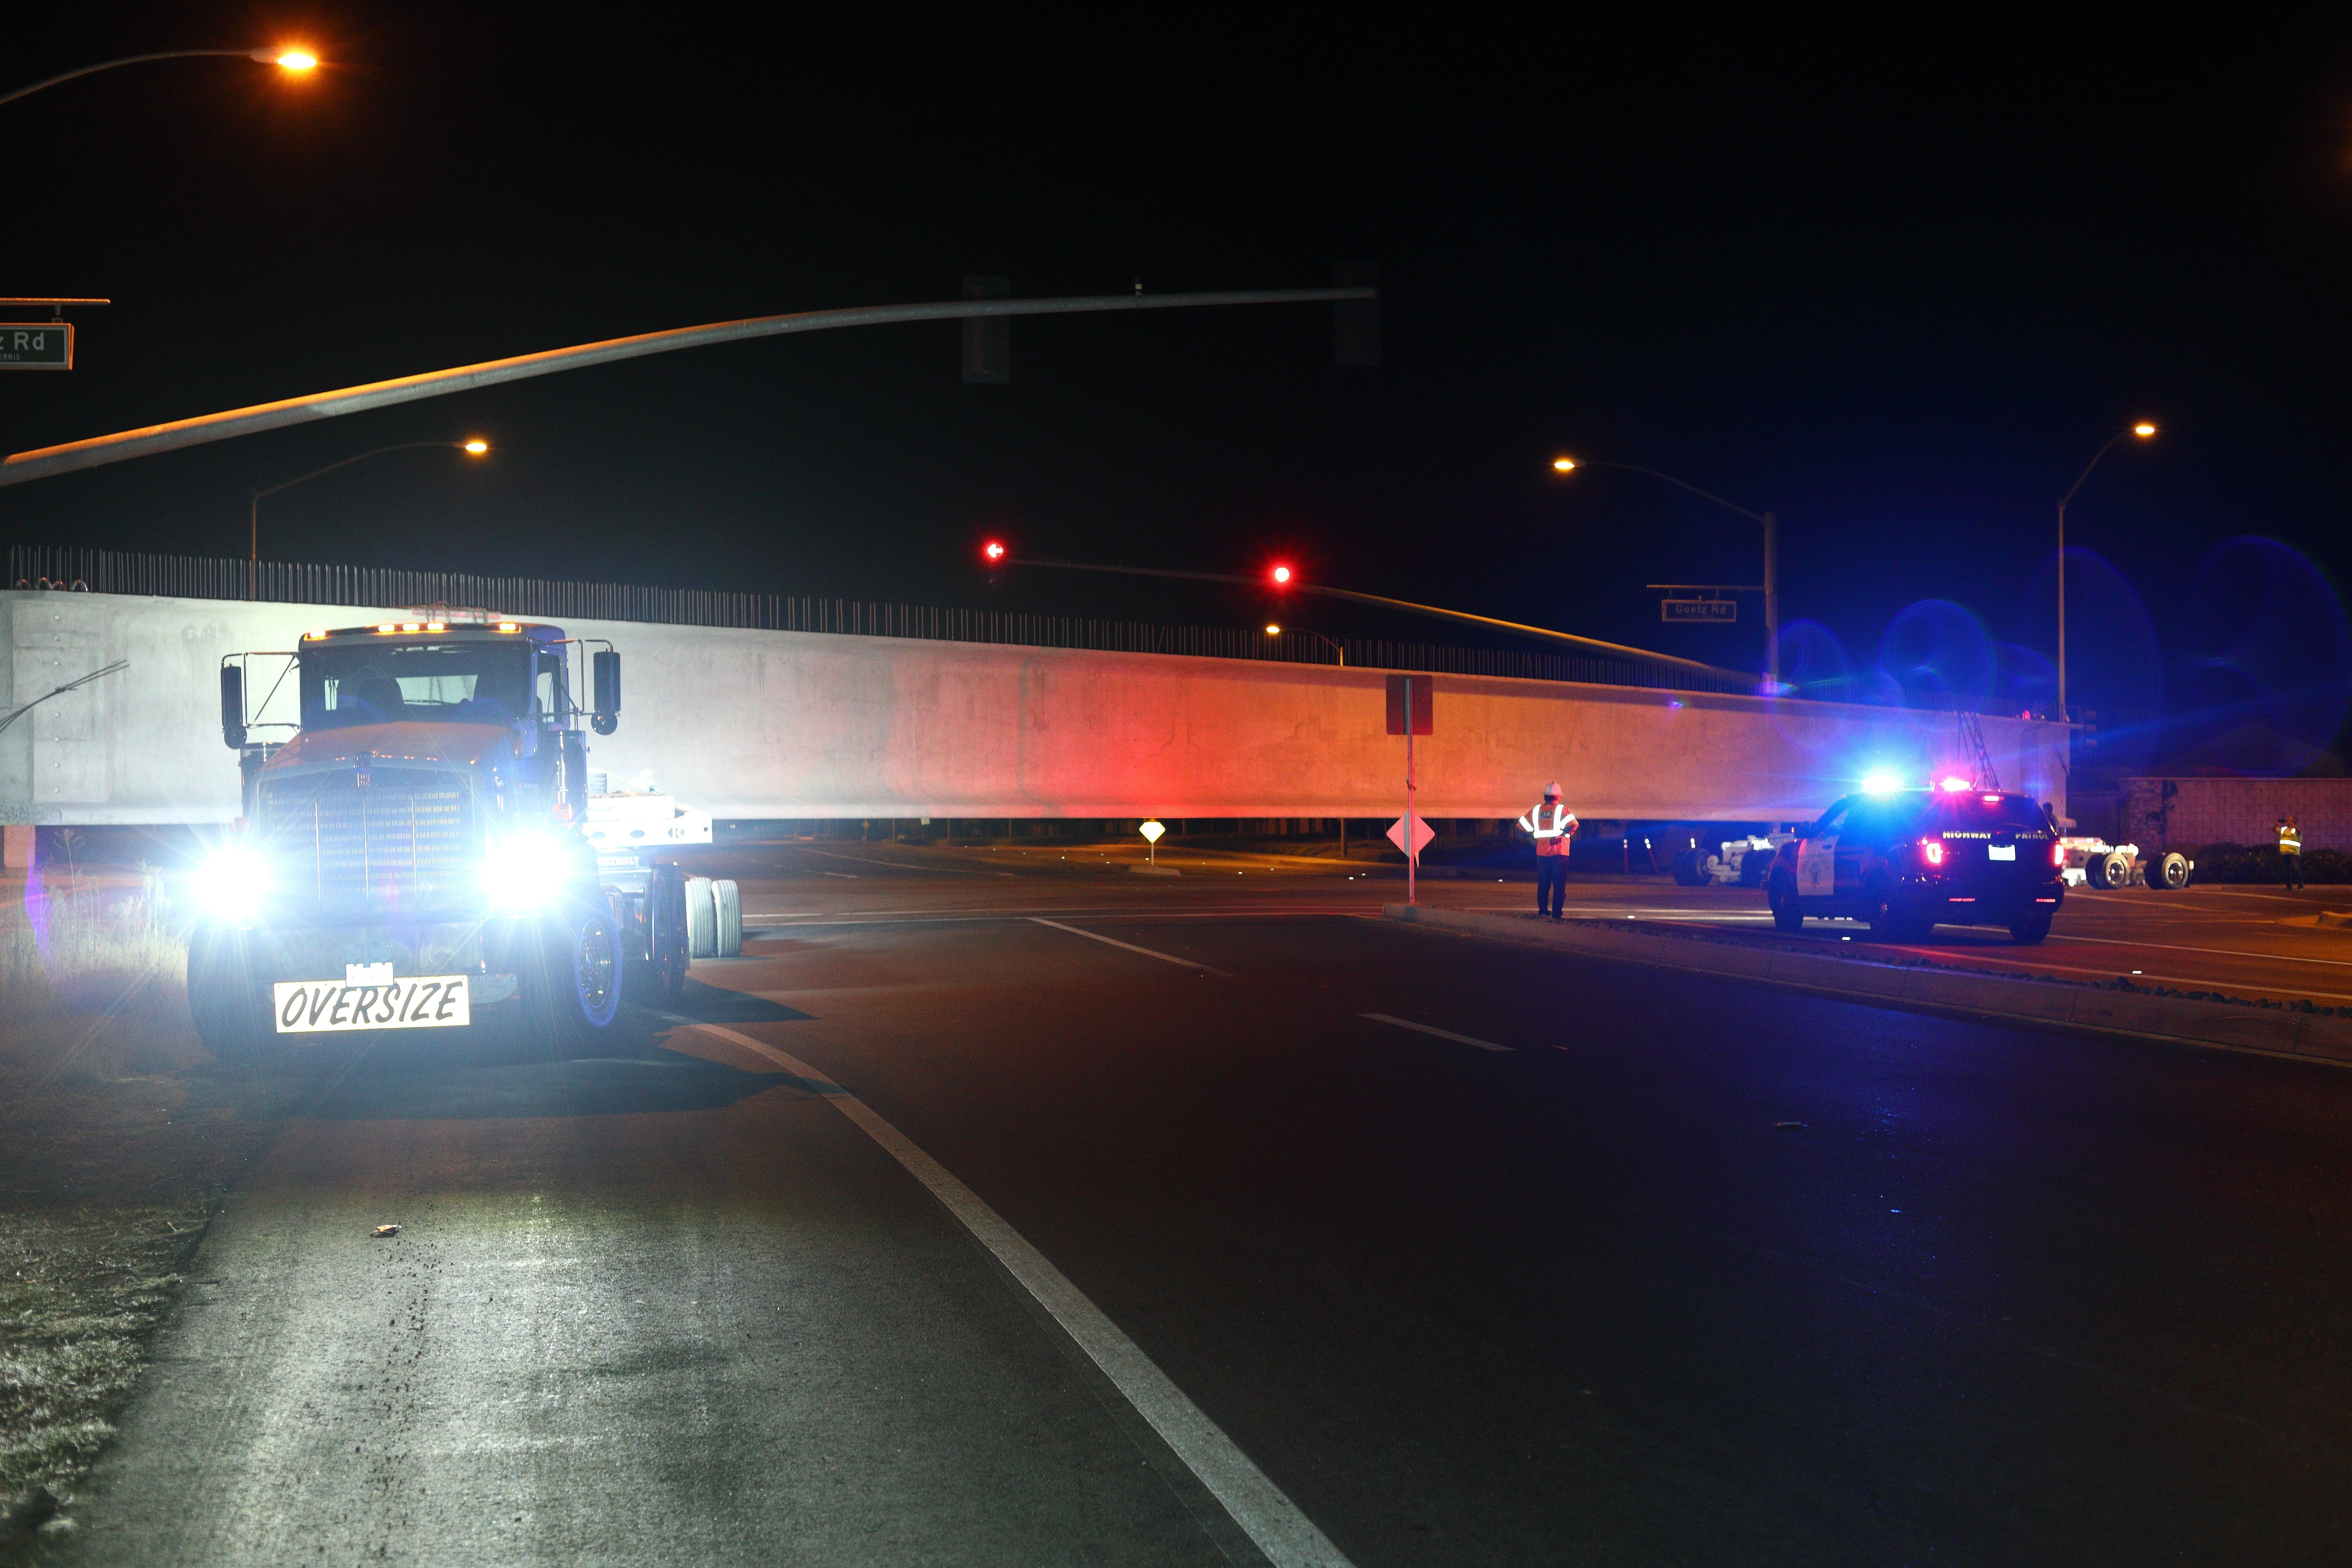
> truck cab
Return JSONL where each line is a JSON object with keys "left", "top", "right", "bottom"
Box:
{"left": 189, "top": 612, "right": 689, "bottom": 1065}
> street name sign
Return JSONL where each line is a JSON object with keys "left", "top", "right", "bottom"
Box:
{"left": 0, "top": 323, "right": 72, "bottom": 370}
{"left": 1661, "top": 597, "right": 1736, "bottom": 624}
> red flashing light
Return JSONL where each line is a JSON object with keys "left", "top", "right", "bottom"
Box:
{"left": 983, "top": 541, "right": 1007, "bottom": 562}
{"left": 2051, "top": 840, "right": 2066, "bottom": 868}
{"left": 1981, "top": 793, "right": 2002, "bottom": 805}
{"left": 1271, "top": 564, "right": 1293, "bottom": 585}
{"left": 1938, "top": 776, "right": 1970, "bottom": 792}
{"left": 1923, "top": 840, "right": 1945, "bottom": 867}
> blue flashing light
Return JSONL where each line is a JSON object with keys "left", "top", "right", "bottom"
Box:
{"left": 1860, "top": 771, "right": 1904, "bottom": 794}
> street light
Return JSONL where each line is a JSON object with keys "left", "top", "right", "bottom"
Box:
{"left": 1264, "top": 622, "right": 1346, "bottom": 665}
{"left": 2054, "top": 421, "right": 2158, "bottom": 721}
{"left": 249, "top": 439, "right": 491, "bottom": 600}
{"left": 0, "top": 46, "right": 322, "bottom": 108}
{"left": 1550, "top": 457, "right": 1781, "bottom": 686}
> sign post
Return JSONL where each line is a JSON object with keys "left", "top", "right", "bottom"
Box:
{"left": 1385, "top": 675, "right": 1434, "bottom": 904}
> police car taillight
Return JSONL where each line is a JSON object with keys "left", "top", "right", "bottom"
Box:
{"left": 2051, "top": 840, "right": 2065, "bottom": 868}
{"left": 1923, "top": 840, "right": 1945, "bottom": 867}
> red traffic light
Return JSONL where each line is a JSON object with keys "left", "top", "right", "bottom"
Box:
{"left": 1270, "top": 564, "right": 1293, "bottom": 585}
{"left": 983, "top": 540, "right": 1007, "bottom": 563}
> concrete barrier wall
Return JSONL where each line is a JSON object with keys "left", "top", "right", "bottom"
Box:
{"left": 2, "top": 589, "right": 2071, "bottom": 826}
{"left": 2121, "top": 777, "right": 2352, "bottom": 853}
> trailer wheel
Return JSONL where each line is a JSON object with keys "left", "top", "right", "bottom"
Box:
{"left": 2094, "top": 852, "right": 2130, "bottom": 890}
{"left": 2152, "top": 851, "right": 2192, "bottom": 890}
{"left": 638, "top": 864, "right": 690, "bottom": 1001}
{"left": 1672, "top": 848, "right": 1706, "bottom": 887}
{"left": 1737, "top": 847, "right": 1772, "bottom": 888}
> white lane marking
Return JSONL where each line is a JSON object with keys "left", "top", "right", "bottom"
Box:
{"left": 673, "top": 1020, "right": 1350, "bottom": 1568}
{"left": 1029, "top": 917, "right": 1234, "bottom": 976}
{"left": 1359, "top": 1013, "right": 1512, "bottom": 1052}
{"left": 821, "top": 871, "right": 858, "bottom": 878}
{"left": 2048, "top": 931, "right": 2352, "bottom": 969}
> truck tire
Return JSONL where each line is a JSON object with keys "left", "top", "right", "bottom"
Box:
{"left": 2152, "top": 851, "right": 2192, "bottom": 890}
{"left": 519, "top": 905, "right": 624, "bottom": 1058}
{"left": 1737, "top": 847, "right": 1772, "bottom": 888}
{"left": 1768, "top": 871, "right": 1804, "bottom": 933}
{"left": 635, "top": 865, "right": 690, "bottom": 1002}
{"left": 2095, "top": 852, "right": 2130, "bottom": 891}
{"left": 187, "top": 921, "right": 275, "bottom": 1072}
{"left": 1672, "top": 848, "right": 1706, "bottom": 887}
{"left": 685, "top": 876, "right": 717, "bottom": 958}
{"left": 713, "top": 879, "right": 742, "bottom": 957}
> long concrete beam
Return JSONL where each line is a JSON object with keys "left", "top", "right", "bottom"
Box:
{"left": 0, "top": 288, "right": 1371, "bottom": 486}
{"left": 2, "top": 590, "right": 2071, "bottom": 828}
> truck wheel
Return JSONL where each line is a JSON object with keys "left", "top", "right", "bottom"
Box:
{"left": 2152, "top": 851, "right": 2192, "bottom": 890}
{"left": 1768, "top": 872, "right": 1804, "bottom": 932}
{"left": 2095, "top": 852, "right": 2130, "bottom": 890}
{"left": 1738, "top": 848, "right": 1772, "bottom": 888}
{"left": 521, "top": 906, "right": 624, "bottom": 1058}
{"left": 2009, "top": 913, "right": 2053, "bottom": 944}
{"left": 187, "top": 921, "right": 275, "bottom": 1072}
{"left": 644, "top": 865, "right": 690, "bottom": 1001}
{"left": 1672, "top": 848, "right": 1706, "bottom": 887}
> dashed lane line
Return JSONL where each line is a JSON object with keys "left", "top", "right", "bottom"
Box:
{"left": 1029, "top": 917, "right": 1235, "bottom": 975}
{"left": 1359, "top": 1013, "right": 1513, "bottom": 1052}
{"left": 669, "top": 1019, "right": 1351, "bottom": 1568}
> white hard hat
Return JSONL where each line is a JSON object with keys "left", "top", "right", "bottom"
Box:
{"left": 1544, "top": 781, "right": 1560, "bottom": 796}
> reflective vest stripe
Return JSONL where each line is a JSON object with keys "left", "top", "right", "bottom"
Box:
{"left": 1519, "top": 805, "right": 1575, "bottom": 838}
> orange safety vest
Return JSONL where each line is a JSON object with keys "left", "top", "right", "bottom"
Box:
{"left": 2278, "top": 821, "right": 2302, "bottom": 854}
{"left": 1521, "top": 802, "right": 1577, "bottom": 857}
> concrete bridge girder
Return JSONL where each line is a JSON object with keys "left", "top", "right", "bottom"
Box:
{"left": 1, "top": 590, "right": 2069, "bottom": 828}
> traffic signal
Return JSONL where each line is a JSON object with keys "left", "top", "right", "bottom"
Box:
{"left": 982, "top": 540, "right": 1007, "bottom": 565}
{"left": 1270, "top": 564, "right": 1293, "bottom": 586}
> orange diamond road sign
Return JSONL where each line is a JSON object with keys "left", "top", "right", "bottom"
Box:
{"left": 1386, "top": 814, "right": 1434, "bottom": 858}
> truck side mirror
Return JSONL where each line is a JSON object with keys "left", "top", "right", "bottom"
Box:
{"left": 591, "top": 650, "right": 621, "bottom": 736}
{"left": 220, "top": 666, "right": 246, "bottom": 749}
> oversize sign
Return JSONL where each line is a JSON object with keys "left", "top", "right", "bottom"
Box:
{"left": 273, "top": 974, "right": 472, "bottom": 1033}
{"left": 0, "top": 323, "right": 72, "bottom": 370}
{"left": 1384, "top": 673, "right": 1433, "bottom": 735}
{"left": 1661, "top": 597, "right": 1736, "bottom": 624}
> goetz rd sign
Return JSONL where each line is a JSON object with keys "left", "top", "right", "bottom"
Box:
{"left": 0, "top": 323, "right": 72, "bottom": 370}
{"left": 1661, "top": 597, "right": 1736, "bottom": 624}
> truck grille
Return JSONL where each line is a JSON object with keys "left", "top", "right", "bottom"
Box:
{"left": 262, "top": 769, "right": 473, "bottom": 909}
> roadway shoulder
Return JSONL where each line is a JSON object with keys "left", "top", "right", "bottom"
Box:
{"left": 1384, "top": 904, "right": 2352, "bottom": 1067}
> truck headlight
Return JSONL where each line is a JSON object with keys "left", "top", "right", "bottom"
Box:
{"left": 194, "top": 846, "right": 272, "bottom": 920}
{"left": 483, "top": 833, "right": 571, "bottom": 912}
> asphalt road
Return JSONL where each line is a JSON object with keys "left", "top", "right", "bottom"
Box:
{"left": 52, "top": 848, "right": 2352, "bottom": 1564}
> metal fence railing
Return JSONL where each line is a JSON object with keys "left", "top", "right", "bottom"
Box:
{"left": 8, "top": 543, "right": 1755, "bottom": 695}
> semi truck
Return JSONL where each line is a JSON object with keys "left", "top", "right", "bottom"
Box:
{"left": 187, "top": 612, "right": 693, "bottom": 1066}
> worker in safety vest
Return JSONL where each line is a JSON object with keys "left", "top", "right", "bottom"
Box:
{"left": 2277, "top": 815, "right": 2304, "bottom": 890}
{"left": 1520, "top": 782, "right": 1578, "bottom": 919}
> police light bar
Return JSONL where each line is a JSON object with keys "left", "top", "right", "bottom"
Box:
{"left": 1939, "top": 776, "right": 1971, "bottom": 792}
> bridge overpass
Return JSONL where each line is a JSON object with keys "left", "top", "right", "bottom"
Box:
{"left": 2, "top": 588, "right": 2069, "bottom": 827}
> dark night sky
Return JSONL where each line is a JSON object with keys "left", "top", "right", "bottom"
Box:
{"left": 9, "top": 7, "right": 2352, "bottom": 772}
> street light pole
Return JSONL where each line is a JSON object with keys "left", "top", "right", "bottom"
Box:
{"left": 0, "top": 47, "right": 318, "bottom": 108}
{"left": 1265, "top": 623, "right": 1346, "bottom": 665}
{"left": 2054, "top": 422, "right": 2157, "bottom": 722}
{"left": 1550, "top": 458, "right": 1779, "bottom": 687}
{"left": 248, "top": 439, "right": 490, "bottom": 600}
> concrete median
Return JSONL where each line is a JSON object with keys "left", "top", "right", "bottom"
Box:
{"left": 1385, "top": 904, "right": 2352, "bottom": 1066}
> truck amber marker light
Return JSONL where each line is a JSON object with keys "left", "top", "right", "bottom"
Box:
{"left": 376, "top": 623, "right": 396, "bottom": 633}
{"left": 497, "top": 622, "right": 519, "bottom": 633}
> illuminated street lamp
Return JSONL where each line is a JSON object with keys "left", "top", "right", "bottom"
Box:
{"left": 1264, "top": 622, "right": 1346, "bottom": 665}
{"left": 1550, "top": 456, "right": 1780, "bottom": 687}
{"left": 0, "top": 46, "right": 321, "bottom": 108}
{"left": 249, "top": 439, "right": 491, "bottom": 600}
{"left": 2054, "top": 422, "right": 2157, "bottom": 722}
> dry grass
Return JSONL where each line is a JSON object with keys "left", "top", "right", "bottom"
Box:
{"left": 0, "top": 872, "right": 287, "bottom": 1523}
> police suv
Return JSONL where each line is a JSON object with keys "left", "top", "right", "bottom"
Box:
{"left": 1762, "top": 785, "right": 2066, "bottom": 944}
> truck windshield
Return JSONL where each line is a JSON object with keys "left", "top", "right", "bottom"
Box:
{"left": 300, "top": 640, "right": 533, "bottom": 730}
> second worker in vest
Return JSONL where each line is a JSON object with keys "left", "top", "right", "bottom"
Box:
{"left": 1520, "top": 782, "right": 1579, "bottom": 919}
{"left": 2277, "top": 815, "right": 2304, "bottom": 890}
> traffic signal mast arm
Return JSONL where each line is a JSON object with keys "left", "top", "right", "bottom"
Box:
{"left": 0, "top": 287, "right": 1372, "bottom": 487}
{"left": 997, "top": 555, "right": 1753, "bottom": 684}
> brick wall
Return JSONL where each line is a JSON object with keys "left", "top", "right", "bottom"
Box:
{"left": 2120, "top": 778, "right": 2352, "bottom": 852}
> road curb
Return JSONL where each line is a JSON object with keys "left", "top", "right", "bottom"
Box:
{"left": 1383, "top": 904, "right": 2352, "bottom": 1067}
